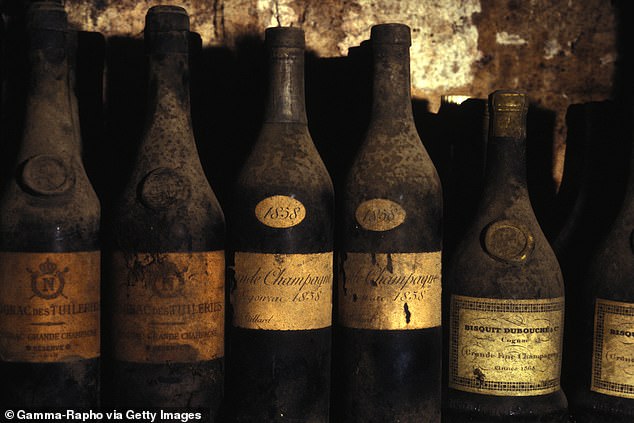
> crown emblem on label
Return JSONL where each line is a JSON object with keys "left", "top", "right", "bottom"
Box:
{"left": 28, "top": 258, "right": 68, "bottom": 300}
{"left": 39, "top": 258, "right": 58, "bottom": 274}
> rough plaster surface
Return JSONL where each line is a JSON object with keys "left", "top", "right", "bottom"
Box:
{"left": 7, "top": 0, "right": 619, "bottom": 187}
{"left": 337, "top": 0, "right": 482, "bottom": 100}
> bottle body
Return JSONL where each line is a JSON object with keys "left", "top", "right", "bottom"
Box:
{"left": 0, "top": 1, "right": 100, "bottom": 408}
{"left": 444, "top": 91, "right": 568, "bottom": 422}
{"left": 334, "top": 24, "right": 442, "bottom": 423}
{"left": 227, "top": 27, "right": 334, "bottom": 423}
{"left": 105, "top": 6, "right": 225, "bottom": 417}
{"left": 569, "top": 120, "right": 634, "bottom": 423}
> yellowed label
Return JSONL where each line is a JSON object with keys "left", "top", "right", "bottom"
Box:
{"left": 111, "top": 251, "right": 224, "bottom": 363}
{"left": 338, "top": 252, "right": 441, "bottom": 330}
{"left": 232, "top": 252, "right": 332, "bottom": 330}
{"left": 591, "top": 298, "right": 634, "bottom": 399}
{"left": 255, "top": 195, "right": 306, "bottom": 228}
{"left": 355, "top": 199, "right": 406, "bottom": 232}
{"left": 0, "top": 251, "right": 100, "bottom": 362}
{"left": 449, "top": 295, "right": 564, "bottom": 396}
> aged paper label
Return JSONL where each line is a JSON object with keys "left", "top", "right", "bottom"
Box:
{"left": 591, "top": 298, "right": 634, "bottom": 399}
{"left": 0, "top": 251, "right": 100, "bottom": 362}
{"left": 232, "top": 252, "right": 333, "bottom": 330}
{"left": 449, "top": 295, "right": 564, "bottom": 396}
{"left": 355, "top": 199, "right": 406, "bottom": 232}
{"left": 111, "top": 251, "right": 224, "bottom": 363}
{"left": 255, "top": 195, "right": 306, "bottom": 228}
{"left": 338, "top": 252, "right": 441, "bottom": 330}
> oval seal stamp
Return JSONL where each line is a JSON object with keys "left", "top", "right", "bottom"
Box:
{"left": 138, "top": 167, "right": 191, "bottom": 210}
{"left": 255, "top": 195, "right": 306, "bottom": 228}
{"left": 482, "top": 219, "right": 535, "bottom": 263}
{"left": 355, "top": 198, "right": 406, "bottom": 231}
{"left": 20, "top": 154, "right": 74, "bottom": 196}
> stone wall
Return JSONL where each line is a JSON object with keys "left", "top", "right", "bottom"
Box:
{"left": 55, "top": 0, "right": 623, "bottom": 188}
{"left": 1, "top": 0, "right": 631, "bottom": 206}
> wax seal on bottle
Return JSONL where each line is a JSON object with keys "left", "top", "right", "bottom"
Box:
{"left": 108, "top": 6, "right": 226, "bottom": 415}
{"left": 138, "top": 167, "right": 190, "bottom": 210}
{"left": 0, "top": 0, "right": 101, "bottom": 408}
{"left": 20, "top": 154, "right": 74, "bottom": 196}
{"left": 482, "top": 219, "right": 535, "bottom": 263}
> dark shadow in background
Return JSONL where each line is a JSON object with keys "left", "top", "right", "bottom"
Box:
{"left": 1, "top": 1, "right": 632, "bottom": 418}
{"left": 527, "top": 105, "right": 558, "bottom": 237}
{"left": 428, "top": 98, "right": 487, "bottom": 264}
{"left": 192, "top": 35, "right": 266, "bottom": 209}
{"left": 556, "top": 101, "right": 630, "bottom": 405}
{"left": 554, "top": 0, "right": 633, "bottom": 407}
{"left": 0, "top": 2, "right": 29, "bottom": 186}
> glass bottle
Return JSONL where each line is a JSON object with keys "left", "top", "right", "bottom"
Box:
{"left": 444, "top": 90, "right": 568, "bottom": 422}
{"left": 570, "top": 106, "right": 634, "bottom": 422}
{"left": 334, "top": 23, "right": 442, "bottom": 423}
{"left": 226, "top": 26, "right": 334, "bottom": 422}
{"left": 106, "top": 6, "right": 225, "bottom": 418}
{"left": 0, "top": 0, "right": 101, "bottom": 407}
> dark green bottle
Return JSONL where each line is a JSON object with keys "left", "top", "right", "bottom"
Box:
{"left": 334, "top": 23, "right": 442, "bottom": 423}
{"left": 0, "top": 1, "right": 100, "bottom": 407}
{"left": 569, "top": 107, "right": 634, "bottom": 423}
{"left": 226, "top": 27, "right": 334, "bottom": 422}
{"left": 106, "top": 6, "right": 225, "bottom": 418}
{"left": 444, "top": 90, "right": 568, "bottom": 422}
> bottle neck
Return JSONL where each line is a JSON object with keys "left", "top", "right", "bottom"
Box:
{"left": 264, "top": 47, "right": 307, "bottom": 124}
{"left": 140, "top": 50, "right": 199, "bottom": 163}
{"left": 482, "top": 135, "right": 529, "bottom": 201}
{"left": 146, "top": 51, "right": 192, "bottom": 125}
{"left": 20, "top": 32, "right": 79, "bottom": 161}
{"left": 371, "top": 44, "right": 414, "bottom": 123}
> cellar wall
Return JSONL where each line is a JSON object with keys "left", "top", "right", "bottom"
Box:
{"left": 1, "top": 0, "right": 631, "bottom": 235}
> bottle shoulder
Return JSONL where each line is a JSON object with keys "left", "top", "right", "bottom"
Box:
{"left": 0, "top": 160, "right": 100, "bottom": 224}
{"left": 448, "top": 203, "right": 563, "bottom": 299}
{"left": 0, "top": 179, "right": 100, "bottom": 251}
{"left": 229, "top": 124, "right": 334, "bottom": 253}
{"left": 113, "top": 174, "right": 223, "bottom": 224}
{"left": 586, "top": 216, "right": 634, "bottom": 300}
{"left": 347, "top": 126, "right": 439, "bottom": 192}
{"left": 236, "top": 123, "right": 333, "bottom": 194}
{"left": 110, "top": 204, "right": 225, "bottom": 253}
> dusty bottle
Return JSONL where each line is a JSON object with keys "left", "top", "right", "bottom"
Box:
{"left": 551, "top": 102, "right": 629, "bottom": 404}
{"left": 334, "top": 23, "right": 442, "bottom": 423}
{"left": 106, "top": 6, "right": 225, "bottom": 417}
{"left": 0, "top": 1, "right": 100, "bottom": 407}
{"left": 226, "top": 27, "right": 334, "bottom": 422}
{"left": 569, "top": 107, "right": 634, "bottom": 422}
{"left": 445, "top": 90, "right": 568, "bottom": 422}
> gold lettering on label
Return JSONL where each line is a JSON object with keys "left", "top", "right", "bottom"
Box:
{"left": 0, "top": 251, "right": 100, "bottom": 362}
{"left": 232, "top": 252, "right": 333, "bottom": 330}
{"left": 111, "top": 251, "right": 225, "bottom": 363}
{"left": 338, "top": 252, "right": 441, "bottom": 330}
{"left": 355, "top": 199, "right": 406, "bottom": 232}
{"left": 255, "top": 196, "right": 306, "bottom": 228}
{"left": 591, "top": 298, "right": 634, "bottom": 399}
{"left": 449, "top": 295, "right": 564, "bottom": 396}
